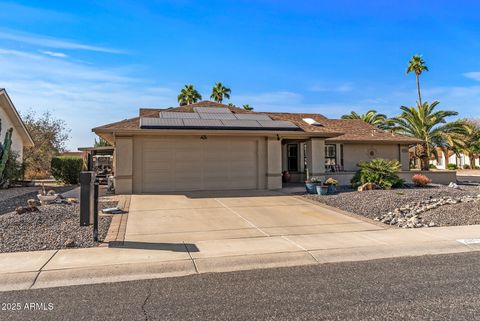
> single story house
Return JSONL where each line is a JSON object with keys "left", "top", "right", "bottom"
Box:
{"left": 93, "top": 101, "right": 455, "bottom": 194}
{"left": 0, "top": 89, "right": 34, "bottom": 160}
{"left": 430, "top": 148, "right": 479, "bottom": 169}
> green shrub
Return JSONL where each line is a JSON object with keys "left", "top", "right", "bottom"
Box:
{"left": 51, "top": 156, "right": 84, "bottom": 184}
{"left": 4, "top": 151, "right": 24, "bottom": 181}
{"left": 463, "top": 164, "right": 471, "bottom": 169}
{"left": 351, "top": 159, "right": 404, "bottom": 189}
{"left": 447, "top": 163, "right": 457, "bottom": 170}
{"left": 428, "top": 163, "right": 437, "bottom": 169}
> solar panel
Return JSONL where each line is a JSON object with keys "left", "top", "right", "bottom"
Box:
{"left": 258, "top": 120, "right": 298, "bottom": 128}
{"left": 193, "top": 107, "right": 232, "bottom": 114}
{"left": 160, "top": 112, "right": 199, "bottom": 119}
{"left": 141, "top": 118, "right": 184, "bottom": 127}
{"left": 199, "top": 113, "right": 237, "bottom": 120}
{"left": 139, "top": 117, "right": 301, "bottom": 131}
{"left": 221, "top": 120, "right": 262, "bottom": 128}
{"left": 235, "top": 114, "right": 272, "bottom": 121}
{"left": 183, "top": 119, "right": 224, "bottom": 127}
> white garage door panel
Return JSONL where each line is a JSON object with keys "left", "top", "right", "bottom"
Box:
{"left": 140, "top": 137, "right": 258, "bottom": 192}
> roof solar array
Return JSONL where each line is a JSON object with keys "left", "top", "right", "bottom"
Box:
{"left": 258, "top": 120, "right": 298, "bottom": 128}
{"left": 140, "top": 117, "right": 300, "bottom": 131}
{"left": 221, "top": 120, "right": 259, "bottom": 127}
{"left": 144, "top": 108, "right": 299, "bottom": 130}
{"left": 199, "top": 113, "right": 237, "bottom": 120}
{"left": 160, "top": 112, "right": 199, "bottom": 119}
{"left": 235, "top": 114, "right": 272, "bottom": 120}
{"left": 183, "top": 119, "right": 223, "bottom": 127}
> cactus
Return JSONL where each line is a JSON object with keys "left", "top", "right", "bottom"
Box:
{"left": 0, "top": 119, "right": 13, "bottom": 186}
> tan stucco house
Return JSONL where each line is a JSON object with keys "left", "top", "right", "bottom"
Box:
{"left": 93, "top": 101, "right": 450, "bottom": 194}
{"left": 0, "top": 89, "right": 34, "bottom": 160}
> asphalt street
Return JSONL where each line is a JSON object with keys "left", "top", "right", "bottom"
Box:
{"left": 2, "top": 252, "right": 480, "bottom": 321}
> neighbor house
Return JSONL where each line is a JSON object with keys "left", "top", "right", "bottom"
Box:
{"left": 0, "top": 89, "right": 34, "bottom": 160}
{"left": 430, "top": 148, "right": 480, "bottom": 169}
{"left": 93, "top": 101, "right": 454, "bottom": 194}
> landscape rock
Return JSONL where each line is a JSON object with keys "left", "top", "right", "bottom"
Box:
{"left": 64, "top": 239, "right": 76, "bottom": 248}
{"left": 305, "top": 184, "right": 480, "bottom": 229}
{"left": 374, "top": 195, "right": 480, "bottom": 228}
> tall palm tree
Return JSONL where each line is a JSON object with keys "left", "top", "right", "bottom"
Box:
{"left": 177, "top": 84, "right": 202, "bottom": 105}
{"left": 391, "top": 101, "right": 464, "bottom": 170}
{"left": 210, "top": 82, "right": 231, "bottom": 103}
{"left": 341, "top": 110, "right": 389, "bottom": 128}
{"left": 406, "top": 54, "right": 429, "bottom": 106}
{"left": 243, "top": 104, "right": 253, "bottom": 111}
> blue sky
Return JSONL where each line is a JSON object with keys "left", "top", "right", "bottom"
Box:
{"left": 1, "top": 1, "right": 480, "bottom": 150}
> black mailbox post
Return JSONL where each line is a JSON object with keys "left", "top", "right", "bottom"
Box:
{"left": 80, "top": 171, "right": 99, "bottom": 241}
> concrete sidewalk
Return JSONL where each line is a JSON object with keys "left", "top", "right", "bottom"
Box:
{"left": 2, "top": 225, "right": 480, "bottom": 292}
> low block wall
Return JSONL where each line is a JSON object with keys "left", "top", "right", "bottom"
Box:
{"left": 304, "top": 170, "right": 457, "bottom": 186}
{"left": 400, "top": 170, "right": 457, "bottom": 185}
{"left": 287, "top": 170, "right": 457, "bottom": 186}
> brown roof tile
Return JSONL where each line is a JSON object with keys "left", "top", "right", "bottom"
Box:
{"left": 94, "top": 100, "right": 421, "bottom": 143}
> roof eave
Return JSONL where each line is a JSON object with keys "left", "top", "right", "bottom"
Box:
{"left": 0, "top": 89, "right": 34, "bottom": 147}
{"left": 93, "top": 127, "right": 341, "bottom": 138}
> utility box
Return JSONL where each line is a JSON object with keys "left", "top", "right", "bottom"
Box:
{"left": 80, "top": 171, "right": 96, "bottom": 226}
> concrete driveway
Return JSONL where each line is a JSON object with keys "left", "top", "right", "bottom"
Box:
{"left": 124, "top": 190, "right": 383, "bottom": 245}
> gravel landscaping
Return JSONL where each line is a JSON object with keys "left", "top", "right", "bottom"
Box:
{"left": 0, "top": 185, "right": 76, "bottom": 215}
{"left": 305, "top": 184, "right": 480, "bottom": 228}
{"left": 0, "top": 199, "right": 115, "bottom": 253}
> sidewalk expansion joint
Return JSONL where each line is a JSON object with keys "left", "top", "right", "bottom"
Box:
{"left": 183, "top": 242, "right": 199, "bottom": 274}
{"left": 280, "top": 236, "right": 322, "bottom": 264}
{"left": 214, "top": 198, "right": 270, "bottom": 237}
{"left": 29, "top": 249, "right": 59, "bottom": 289}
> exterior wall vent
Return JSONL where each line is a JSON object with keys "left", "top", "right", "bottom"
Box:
{"left": 302, "top": 118, "right": 322, "bottom": 126}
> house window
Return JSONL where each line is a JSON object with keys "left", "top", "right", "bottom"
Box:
{"left": 325, "top": 144, "right": 336, "bottom": 165}
{"left": 287, "top": 144, "right": 298, "bottom": 172}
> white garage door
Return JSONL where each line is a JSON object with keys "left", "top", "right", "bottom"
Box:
{"left": 139, "top": 137, "right": 259, "bottom": 192}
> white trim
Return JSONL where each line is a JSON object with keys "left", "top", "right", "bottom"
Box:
{"left": 0, "top": 89, "right": 34, "bottom": 146}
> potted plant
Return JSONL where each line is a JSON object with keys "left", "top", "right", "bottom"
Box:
{"left": 305, "top": 177, "right": 321, "bottom": 194}
{"left": 316, "top": 185, "right": 329, "bottom": 195}
{"left": 324, "top": 177, "right": 338, "bottom": 194}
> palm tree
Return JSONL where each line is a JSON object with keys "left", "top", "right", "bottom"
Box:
{"left": 210, "top": 82, "right": 231, "bottom": 103}
{"left": 391, "top": 101, "right": 464, "bottom": 170}
{"left": 243, "top": 104, "right": 253, "bottom": 111}
{"left": 406, "top": 54, "right": 429, "bottom": 106}
{"left": 461, "top": 121, "right": 480, "bottom": 167}
{"left": 431, "top": 120, "right": 468, "bottom": 168}
{"left": 177, "top": 84, "right": 202, "bottom": 105}
{"left": 341, "top": 110, "right": 389, "bottom": 128}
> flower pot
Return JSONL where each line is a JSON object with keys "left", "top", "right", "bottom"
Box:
{"left": 327, "top": 185, "right": 336, "bottom": 194}
{"left": 305, "top": 182, "right": 318, "bottom": 194}
{"left": 316, "top": 185, "right": 329, "bottom": 195}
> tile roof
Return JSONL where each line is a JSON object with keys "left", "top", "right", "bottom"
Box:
{"left": 94, "top": 101, "right": 421, "bottom": 143}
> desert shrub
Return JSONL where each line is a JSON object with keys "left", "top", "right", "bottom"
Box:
{"left": 412, "top": 174, "right": 432, "bottom": 187}
{"left": 428, "top": 163, "right": 437, "bottom": 169}
{"left": 351, "top": 159, "right": 404, "bottom": 189}
{"left": 306, "top": 176, "right": 322, "bottom": 184}
{"left": 1, "top": 151, "right": 24, "bottom": 186}
{"left": 51, "top": 156, "right": 84, "bottom": 184}
{"left": 324, "top": 177, "right": 338, "bottom": 185}
{"left": 463, "top": 164, "right": 471, "bottom": 169}
{"left": 447, "top": 163, "right": 457, "bottom": 170}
